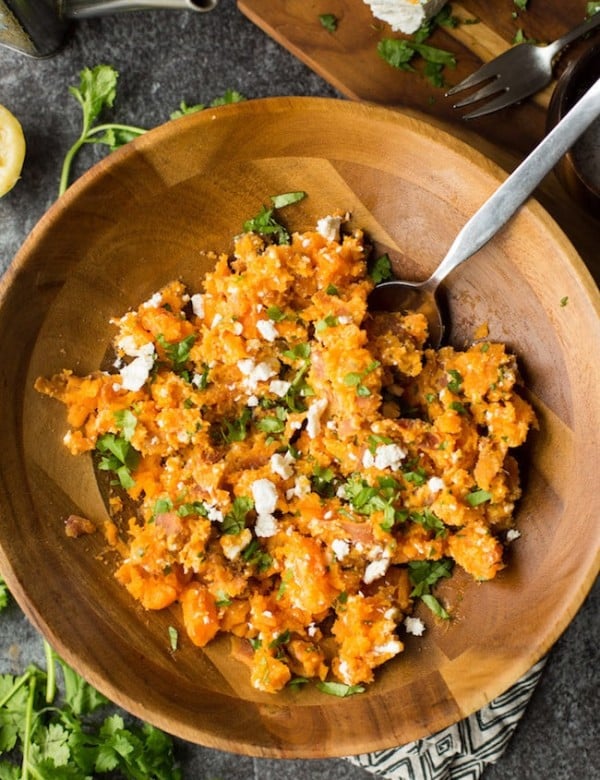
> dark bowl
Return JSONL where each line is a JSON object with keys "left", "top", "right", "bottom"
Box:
{"left": 547, "top": 40, "right": 600, "bottom": 218}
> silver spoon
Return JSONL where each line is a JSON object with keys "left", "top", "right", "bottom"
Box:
{"left": 369, "top": 76, "right": 600, "bottom": 347}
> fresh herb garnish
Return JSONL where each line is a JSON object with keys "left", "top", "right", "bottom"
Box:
{"left": 408, "top": 559, "right": 453, "bottom": 619}
{"left": 241, "top": 539, "right": 273, "bottom": 572}
{"left": 170, "top": 88, "right": 245, "bottom": 119}
{"left": 344, "top": 474, "right": 405, "bottom": 531}
{"left": 96, "top": 433, "right": 140, "bottom": 489}
{"left": 156, "top": 333, "right": 196, "bottom": 371}
{"left": 319, "top": 13, "right": 338, "bottom": 32}
{"left": 447, "top": 369, "right": 463, "bottom": 393}
{"left": 0, "top": 642, "right": 180, "bottom": 778}
{"left": 316, "top": 681, "right": 365, "bottom": 697}
{"left": 0, "top": 575, "right": 9, "bottom": 612}
{"left": 60, "top": 64, "right": 246, "bottom": 196}
{"left": 243, "top": 192, "right": 306, "bottom": 244}
{"left": 343, "top": 360, "right": 380, "bottom": 397}
{"left": 168, "top": 625, "right": 179, "bottom": 651}
{"left": 369, "top": 253, "right": 394, "bottom": 284}
{"left": 222, "top": 496, "right": 254, "bottom": 535}
{"left": 466, "top": 488, "right": 493, "bottom": 507}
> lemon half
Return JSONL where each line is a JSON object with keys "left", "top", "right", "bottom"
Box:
{"left": 0, "top": 104, "right": 26, "bottom": 197}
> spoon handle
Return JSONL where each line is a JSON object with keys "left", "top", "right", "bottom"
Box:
{"left": 428, "top": 76, "right": 600, "bottom": 289}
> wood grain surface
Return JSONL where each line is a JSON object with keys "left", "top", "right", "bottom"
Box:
{"left": 238, "top": 0, "right": 600, "bottom": 278}
{"left": 0, "top": 98, "right": 598, "bottom": 758}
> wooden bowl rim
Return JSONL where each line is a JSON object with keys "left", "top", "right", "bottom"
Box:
{"left": 1, "top": 96, "right": 599, "bottom": 758}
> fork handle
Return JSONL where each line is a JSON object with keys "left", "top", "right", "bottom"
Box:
{"left": 547, "top": 11, "right": 600, "bottom": 58}
{"left": 429, "top": 77, "right": 600, "bottom": 288}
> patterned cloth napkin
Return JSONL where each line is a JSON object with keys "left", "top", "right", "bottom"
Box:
{"left": 345, "top": 658, "right": 546, "bottom": 780}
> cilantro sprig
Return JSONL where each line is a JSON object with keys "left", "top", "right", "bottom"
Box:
{"left": 243, "top": 192, "right": 306, "bottom": 244}
{"left": 377, "top": 7, "right": 458, "bottom": 87}
{"left": 0, "top": 644, "right": 180, "bottom": 778}
{"left": 408, "top": 559, "right": 453, "bottom": 619}
{"left": 59, "top": 64, "right": 246, "bottom": 196}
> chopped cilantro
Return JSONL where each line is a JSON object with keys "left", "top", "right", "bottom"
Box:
{"left": 96, "top": 433, "right": 140, "bottom": 489}
{"left": 270, "top": 191, "right": 306, "bottom": 209}
{"left": 316, "top": 681, "right": 365, "bottom": 697}
{"left": 241, "top": 538, "right": 273, "bottom": 572}
{"left": 266, "top": 305, "right": 286, "bottom": 322}
{"left": 244, "top": 192, "right": 306, "bottom": 244}
{"left": 466, "top": 488, "right": 493, "bottom": 507}
{"left": 319, "top": 13, "right": 338, "bottom": 32}
{"left": 410, "top": 508, "right": 447, "bottom": 538}
{"left": 343, "top": 360, "right": 380, "bottom": 397}
{"left": 369, "top": 253, "right": 394, "bottom": 284}
{"left": 257, "top": 406, "right": 287, "bottom": 434}
{"left": 156, "top": 333, "right": 196, "bottom": 371}
{"left": 215, "top": 407, "right": 252, "bottom": 443}
{"left": 0, "top": 576, "right": 9, "bottom": 612}
{"left": 408, "top": 558, "right": 453, "bottom": 620}
{"left": 222, "top": 496, "right": 254, "bottom": 535}
{"left": 587, "top": 2, "right": 600, "bottom": 16}
{"left": 168, "top": 625, "right": 179, "bottom": 651}
{"left": 315, "top": 314, "right": 339, "bottom": 332}
{"left": 447, "top": 369, "right": 463, "bottom": 393}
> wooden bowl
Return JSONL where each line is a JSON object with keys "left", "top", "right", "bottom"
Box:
{"left": 547, "top": 39, "right": 600, "bottom": 218}
{"left": 0, "top": 97, "right": 598, "bottom": 758}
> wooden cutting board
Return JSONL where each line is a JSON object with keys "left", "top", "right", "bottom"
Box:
{"left": 238, "top": 0, "right": 599, "bottom": 275}
{"left": 237, "top": 0, "right": 593, "bottom": 155}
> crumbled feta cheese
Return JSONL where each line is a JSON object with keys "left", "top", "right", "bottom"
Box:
{"left": 119, "top": 343, "right": 155, "bottom": 391}
{"left": 316, "top": 214, "right": 343, "bottom": 242}
{"left": 269, "top": 379, "right": 291, "bottom": 397}
{"left": 331, "top": 538, "right": 350, "bottom": 561}
{"left": 364, "top": 0, "right": 448, "bottom": 34}
{"left": 237, "top": 358, "right": 279, "bottom": 391}
{"left": 247, "top": 394, "right": 259, "bottom": 407}
{"left": 256, "top": 319, "right": 279, "bottom": 342}
{"left": 404, "top": 616, "right": 426, "bottom": 636}
{"left": 211, "top": 313, "right": 223, "bottom": 328}
{"left": 206, "top": 504, "right": 224, "bottom": 523}
{"left": 232, "top": 320, "right": 243, "bottom": 335}
{"left": 362, "top": 443, "right": 406, "bottom": 471}
{"left": 251, "top": 478, "right": 278, "bottom": 516}
{"left": 427, "top": 476, "right": 445, "bottom": 494}
{"left": 374, "top": 640, "right": 403, "bottom": 656}
{"left": 255, "top": 512, "right": 278, "bottom": 538}
{"left": 190, "top": 293, "right": 204, "bottom": 318}
{"left": 506, "top": 529, "right": 521, "bottom": 543}
{"left": 270, "top": 452, "right": 295, "bottom": 480}
{"left": 141, "top": 292, "right": 163, "bottom": 309}
{"left": 363, "top": 555, "right": 390, "bottom": 584}
{"left": 306, "top": 397, "right": 328, "bottom": 439}
{"left": 286, "top": 475, "right": 311, "bottom": 500}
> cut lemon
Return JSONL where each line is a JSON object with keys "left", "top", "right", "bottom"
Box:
{"left": 0, "top": 104, "right": 26, "bottom": 197}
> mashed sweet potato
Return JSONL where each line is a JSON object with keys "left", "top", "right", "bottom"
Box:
{"left": 35, "top": 216, "right": 536, "bottom": 694}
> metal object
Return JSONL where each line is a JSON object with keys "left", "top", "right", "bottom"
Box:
{"left": 446, "top": 11, "right": 600, "bottom": 119}
{"left": 0, "top": 0, "right": 219, "bottom": 57}
{"left": 370, "top": 77, "right": 600, "bottom": 346}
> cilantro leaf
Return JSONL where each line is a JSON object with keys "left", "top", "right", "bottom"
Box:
{"left": 369, "top": 253, "right": 394, "bottom": 284}
{"left": 316, "top": 681, "right": 365, "bottom": 697}
{"left": 0, "top": 577, "right": 9, "bottom": 613}
{"left": 319, "top": 13, "right": 338, "bottom": 32}
{"left": 60, "top": 65, "right": 146, "bottom": 195}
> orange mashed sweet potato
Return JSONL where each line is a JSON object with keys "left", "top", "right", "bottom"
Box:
{"left": 35, "top": 216, "right": 536, "bottom": 694}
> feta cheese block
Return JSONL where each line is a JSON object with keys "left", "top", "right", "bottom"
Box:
{"left": 364, "top": 0, "right": 448, "bottom": 34}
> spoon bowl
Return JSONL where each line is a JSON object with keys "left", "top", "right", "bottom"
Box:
{"left": 369, "top": 76, "right": 600, "bottom": 345}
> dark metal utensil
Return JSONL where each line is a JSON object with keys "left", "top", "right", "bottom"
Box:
{"left": 0, "top": 0, "right": 219, "bottom": 57}
{"left": 370, "top": 77, "right": 600, "bottom": 346}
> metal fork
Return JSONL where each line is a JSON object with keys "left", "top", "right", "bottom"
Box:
{"left": 446, "top": 12, "right": 600, "bottom": 119}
